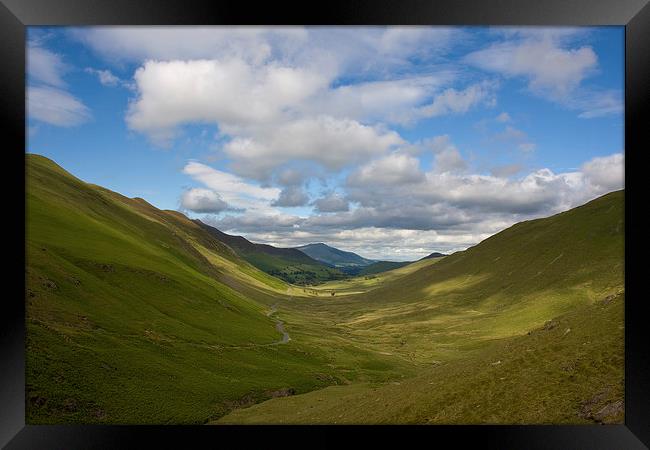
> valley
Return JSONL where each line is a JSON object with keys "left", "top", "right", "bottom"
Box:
{"left": 25, "top": 154, "right": 624, "bottom": 425}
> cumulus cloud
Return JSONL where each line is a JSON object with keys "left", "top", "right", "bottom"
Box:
{"left": 349, "top": 153, "right": 425, "bottom": 187}
{"left": 64, "top": 27, "right": 623, "bottom": 260}
{"left": 223, "top": 117, "right": 404, "bottom": 180}
{"left": 126, "top": 58, "right": 329, "bottom": 145}
{"left": 313, "top": 193, "right": 349, "bottom": 213}
{"left": 580, "top": 153, "right": 624, "bottom": 190}
{"left": 276, "top": 168, "right": 306, "bottom": 186}
{"left": 180, "top": 188, "right": 231, "bottom": 213}
{"left": 100, "top": 27, "right": 491, "bottom": 177}
{"left": 182, "top": 161, "right": 280, "bottom": 212}
{"left": 311, "top": 75, "right": 453, "bottom": 124}
{"left": 271, "top": 186, "right": 310, "bottom": 207}
{"left": 419, "top": 135, "right": 468, "bottom": 173}
{"left": 435, "top": 147, "right": 467, "bottom": 173}
{"left": 199, "top": 152, "right": 623, "bottom": 260}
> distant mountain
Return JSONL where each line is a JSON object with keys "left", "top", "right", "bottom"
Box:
{"left": 195, "top": 222, "right": 345, "bottom": 285}
{"left": 295, "top": 243, "right": 417, "bottom": 276}
{"left": 420, "top": 252, "right": 447, "bottom": 260}
{"left": 295, "top": 243, "right": 375, "bottom": 268}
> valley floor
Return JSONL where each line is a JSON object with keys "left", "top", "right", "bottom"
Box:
{"left": 215, "top": 291, "right": 624, "bottom": 424}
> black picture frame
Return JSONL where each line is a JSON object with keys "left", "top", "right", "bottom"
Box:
{"left": 2, "top": 0, "right": 648, "bottom": 448}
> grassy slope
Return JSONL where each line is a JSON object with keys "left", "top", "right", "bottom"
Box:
{"left": 286, "top": 191, "right": 624, "bottom": 362}
{"left": 26, "top": 153, "right": 624, "bottom": 425}
{"left": 306, "top": 257, "right": 442, "bottom": 296}
{"left": 197, "top": 221, "right": 346, "bottom": 285}
{"left": 219, "top": 292, "right": 624, "bottom": 424}
{"left": 218, "top": 191, "right": 624, "bottom": 423}
{"left": 25, "top": 154, "right": 411, "bottom": 424}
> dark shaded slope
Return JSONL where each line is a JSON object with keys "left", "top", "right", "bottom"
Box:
{"left": 421, "top": 252, "right": 446, "bottom": 260}
{"left": 357, "top": 260, "right": 411, "bottom": 276}
{"left": 295, "top": 243, "right": 374, "bottom": 267}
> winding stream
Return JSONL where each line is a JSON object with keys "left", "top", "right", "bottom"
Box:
{"left": 267, "top": 304, "right": 291, "bottom": 345}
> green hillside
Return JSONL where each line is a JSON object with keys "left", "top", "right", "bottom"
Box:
{"left": 25, "top": 154, "right": 411, "bottom": 424}
{"left": 25, "top": 153, "right": 624, "bottom": 425}
{"left": 217, "top": 190, "right": 624, "bottom": 423}
{"left": 196, "top": 221, "right": 346, "bottom": 285}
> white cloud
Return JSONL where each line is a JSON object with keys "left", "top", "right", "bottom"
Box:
{"left": 27, "top": 86, "right": 91, "bottom": 127}
{"left": 349, "top": 153, "right": 424, "bottom": 187}
{"left": 310, "top": 75, "right": 452, "bottom": 124}
{"left": 418, "top": 81, "right": 497, "bottom": 118}
{"left": 180, "top": 188, "right": 230, "bottom": 213}
{"left": 126, "top": 58, "right": 329, "bottom": 145}
{"left": 27, "top": 43, "right": 91, "bottom": 127}
{"left": 71, "top": 27, "right": 308, "bottom": 65}
{"left": 84, "top": 67, "right": 120, "bottom": 86}
{"left": 581, "top": 153, "right": 624, "bottom": 190}
{"left": 435, "top": 147, "right": 467, "bottom": 173}
{"left": 224, "top": 116, "right": 404, "bottom": 179}
{"left": 421, "top": 135, "right": 468, "bottom": 173}
{"left": 574, "top": 89, "right": 624, "bottom": 118}
{"left": 27, "top": 45, "right": 67, "bottom": 88}
{"left": 465, "top": 30, "right": 621, "bottom": 118}
{"left": 54, "top": 27, "right": 624, "bottom": 260}
{"left": 422, "top": 134, "right": 456, "bottom": 154}
{"left": 73, "top": 26, "right": 459, "bottom": 74}
{"left": 465, "top": 37, "right": 596, "bottom": 97}
{"left": 182, "top": 161, "right": 280, "bottom": 212}
{"left": 201, "top": 152, "right": 623, "bottom": 260}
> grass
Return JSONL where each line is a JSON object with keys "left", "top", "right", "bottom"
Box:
{"left": 25, "top": 154, "right": 412, "bottom": 424}
{"left": 25, "top": 153, "right": 625, "bottom": 425}
{"left": 218, "top": 292, "right": 624, "bottom": 424}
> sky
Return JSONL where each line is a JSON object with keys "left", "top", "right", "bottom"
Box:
{"left": 26, "top": 26, "right": 624, "bottom": 261}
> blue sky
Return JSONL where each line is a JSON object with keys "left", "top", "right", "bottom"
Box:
{"left": 26, "top": 26, "right": 624, "bottom": 260}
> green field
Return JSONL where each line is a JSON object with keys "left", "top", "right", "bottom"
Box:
{"left": 25, "top": 153, "right": 624, "bottom": 424}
